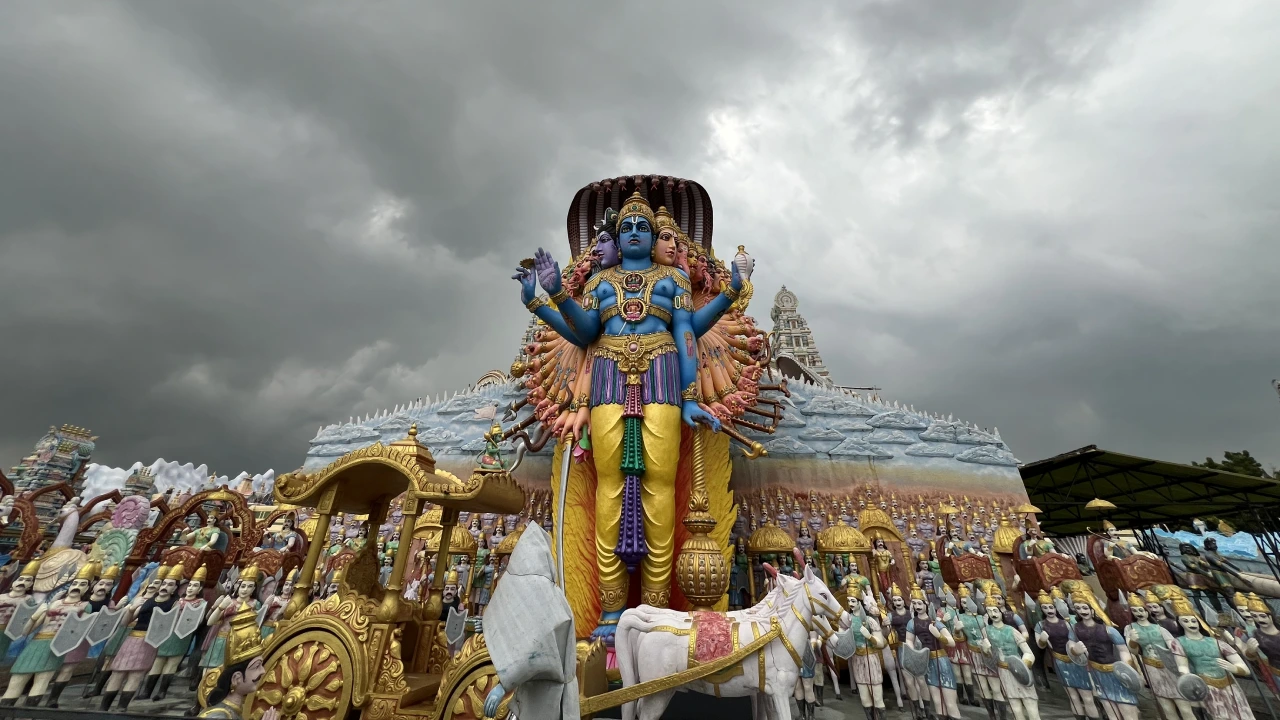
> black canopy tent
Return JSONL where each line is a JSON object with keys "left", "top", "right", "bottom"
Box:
{"left": 1018, "top": 445, "right": 1280, "bottom": 536}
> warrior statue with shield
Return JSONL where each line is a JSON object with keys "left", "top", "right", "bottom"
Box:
{"left": 1033, "top": 589, "right": 1098, "bottom": 719}
{"left": 977, "top": 594, "right": 1040, "bottom": 720}
{"left": 903, "top": 583, "right": 960, "bottom": 720}
{"left": 1, "top": 561, "right": 95, "bottom": 706}
{"left": 103, "top": 564, "right": 181, "bottom": 711}
{"left": 1067, "top": 590, "right": 1141, "bottom": 720}
{"left": 145, "top": 564, "right": 209, "bottom": 701}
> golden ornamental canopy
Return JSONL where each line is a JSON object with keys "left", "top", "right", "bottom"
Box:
{"left": 816, "top": 520, "right": 871, "bottom": 553}
{"left": 992, "top": 516, "right": 1023, "bottom": 554}
{"left": 747, "top": 522, "right": 795, "bottom": 554}
{"left": 494, "top": 525, "right": 525, "bottom": 556}
{"left": 414, "top": 508, "right": 479, "bottom": 555}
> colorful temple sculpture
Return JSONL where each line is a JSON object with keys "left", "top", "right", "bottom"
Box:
{"left": 7, "top": 425, "right": 96, "bottom": 523}
{"left": 1, "top": 174, "right": 1271, "bottom": 720}
{"left": 300, "top": 175, "right": 1031, "bottom": 644}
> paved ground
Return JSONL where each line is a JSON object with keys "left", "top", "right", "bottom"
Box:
{"left": 8, "top": 671, "right": 1280, "bottom": 719}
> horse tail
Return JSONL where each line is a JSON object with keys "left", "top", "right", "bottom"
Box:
{"left": 617, "top": 612, "right": 642, "bottom": 720}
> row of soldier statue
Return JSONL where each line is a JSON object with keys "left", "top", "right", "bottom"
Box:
{"left": 0, "top": 557, "right": 295, "bottom": 712}
{"left": 810, "top": 577, "right": 1261, "bottom": 720}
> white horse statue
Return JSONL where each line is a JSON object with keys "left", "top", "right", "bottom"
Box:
{"left": 616, "top": 563, "right": 847, "bottom": 720}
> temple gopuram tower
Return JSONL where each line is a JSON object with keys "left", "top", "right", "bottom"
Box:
{"left": 770, "top": 286, "right": 831, "bottom": 383}
{"left": 7, "top": 425, "right": 96, "bottom": 522}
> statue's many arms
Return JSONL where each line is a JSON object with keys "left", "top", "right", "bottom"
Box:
{"left": 513, "top": 192, "right": 742, "bottom": 638}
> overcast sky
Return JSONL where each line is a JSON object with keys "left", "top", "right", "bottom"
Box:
{"left": 2, "top": 1, "right": 1277, "bottom": 479}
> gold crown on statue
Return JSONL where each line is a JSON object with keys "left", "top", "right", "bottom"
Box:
{"left": 20, "top": 558, "right": 42, "bottom": 578}
{"left": 1248, "top": 593, "right": 1270, "bottom": 614}
{"left": 618, "top": 191, "right": 656, "bottom": 228}
{"left": 445, "top": 569, "right": 459, "bottom": 585}
{"left": 166, "top": 564, "right": 187, "bottom": 582}
{"left": 1127, "top": 592, "right": 1145, "bottom": 608}
{"left": 909, "top": 583, "right": 926, "bottom": 602}
{"left": 1036, "top": 590, "right": 1052, "bottom": 605}
{"left": 225, "top": 602, "right": 266, "bottom": 666}
{"left": 154, "top": 565, "right": 173, "bottom": 583}
{"left": 654, "top": 206, "right": 677, "bottom": 231}
{"left": 192, "top": 565, "right": 209, "bottom": 584}
{"left": 1169, "top": 596, "right": 1197, "bottom": 619}
{"left": 75, "top": 562, "right": 101, "bottom": 582}
{"left": 101, "top": 564, "right": 121, "bottom": 582}
{"left": 889, "top": 583, "right": 903, "bottom": 598}
{"left": 984, "top": 594, "right": 1001, "bottom": 608}
{"left": 240, "top": 564, "right": 261, "bottom": 583}
{"left": 1102, "top": 520, "right": 1117, "bottom": 532}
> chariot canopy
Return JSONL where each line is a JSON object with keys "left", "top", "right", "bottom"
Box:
{"left": 275, "top": 427, "right": 524, "bottom": 515}
{"left": 1020, "top": 445, "right": 1280, "bottom": 535}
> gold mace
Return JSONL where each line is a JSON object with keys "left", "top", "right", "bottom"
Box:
{"left": 675, "top": 429, "right": 729, "bottom": 610}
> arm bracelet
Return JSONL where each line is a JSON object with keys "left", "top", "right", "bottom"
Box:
{"left": 525, "top": 296, "right": 548, "bottom": 313}
{"left": 548, "top": 287, "right": 570, "bottom": 306}
{"left": 722, "top": 284, "right": 740, "bottom": 303}
{"left": 681, "top": 382, "right": 703, "bottom": 403}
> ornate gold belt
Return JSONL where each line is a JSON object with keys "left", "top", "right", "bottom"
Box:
{"left": 856, "top": 647, "right": 876, "bottom": 656}
{"left": 931, "top": 650, "right": 947, "bottom": 659}
{"left": 1089, "top": 660, "right": 1113, "bottom": 671}
{"left": 1142, "top": 656, "right": 1164, "bottom": 669}
{"left": 35, "top": 632, "right": 57, "bottom": 641}
{"left": 129, "top": 630, "right": 146, "bottom": 638}
{"left": 1201, "top": 673, "right": 1233, "bottom": 689}
{"left": 591, "top": 333, "right": 677, "bottom": 384}
{"left": 1052, "top": 651, "right": 1071, "bottom": 663}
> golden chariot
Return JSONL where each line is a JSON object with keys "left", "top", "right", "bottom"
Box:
{"left": 216, "top": 424, "right": 790, "bottom": 720}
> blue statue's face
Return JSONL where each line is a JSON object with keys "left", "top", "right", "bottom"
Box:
{"left": 618, "top": 216, "right": 653, "bottom": 261}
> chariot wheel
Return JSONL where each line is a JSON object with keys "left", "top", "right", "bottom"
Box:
{"left": 250, "top": 630, "right": 354, "bottom": 720}
{"left": 440, "top": 663, "right": 508, "bottom": 720}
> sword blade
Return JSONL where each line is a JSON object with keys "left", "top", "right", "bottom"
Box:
{"left": 556, "top": 439, "right": 571, "bottom": 589}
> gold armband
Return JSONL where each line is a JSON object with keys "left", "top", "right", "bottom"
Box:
{"left": 548, "top": 287, "right": 570, "bottom": 305}
{"left": 722, "top": 284, "right": 740, "bottom": 303}
{"left": 681, "top": 382, "right": 703, "bottom": 403}
{"left": 525, "top": 296, "right": 547, "bottom": 313}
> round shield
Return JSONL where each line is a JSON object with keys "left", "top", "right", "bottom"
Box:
{"left": 1006, "top": 658, "right": 1034, "bottom": 687}
{"left": 1177, "top": 673, "right": 1209, "bottom": 702}
{"left": 1112, "top": 661, "right": 1143, "bottom": 693}
{"left": 1071, "top": 650, "right": 1090, "bottom": 667}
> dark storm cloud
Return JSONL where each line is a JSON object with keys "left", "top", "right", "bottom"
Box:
{"left": 1, "top": 1, "right": 1276, "bottom": 478}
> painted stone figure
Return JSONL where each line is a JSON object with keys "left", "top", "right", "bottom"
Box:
{"left": 146, "top": 565, "right": 209, "bottom": 701}
{"left": 904, "top": 583, "right": 960, "bottom": 720}
{"left": 200, "top": 565, "right": 261, "bottom": 682}
{"left": 1067, "top": 591, "right": 1138, "bottom": 720}
{"left": 1123, "top": 591, "right": 1194, "bottom": 720}
{"left": 512, "top": 191, "right": 742, "bottom": 637}
{"left": 978, "top": 594, "right": 1040, "bottom": 720}
{"left": 833, "top": 587, "right": 887, "bottom": 718}
{"left": 102, "top": 564, "right": 181, "bottom": 711}
{"left": 1033, "top": 590, "right": 1098, "bottom": 719}
{"left": 1, "top": 562, "right": 94, "bottom": 706}
{"left": 0, "top": 559, "right": 40, "bottom": 663}
{"left": 1172, "top": 596, "right": 1255, "bottom": 719}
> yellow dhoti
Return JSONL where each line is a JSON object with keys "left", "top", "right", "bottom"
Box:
{"left": 591, "top": 402, "right": 681, "bottom": 610}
